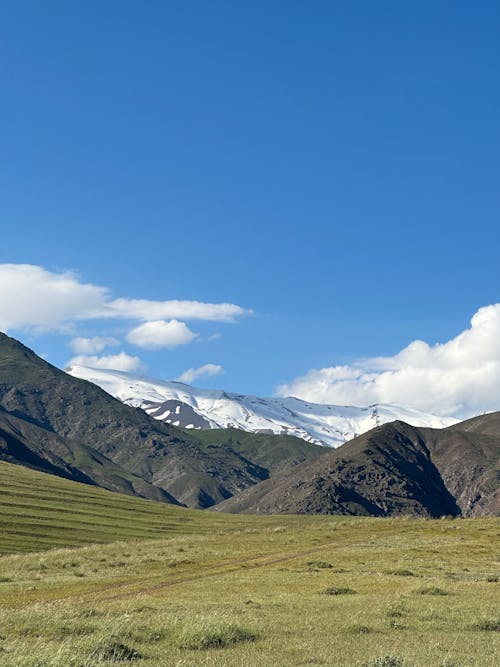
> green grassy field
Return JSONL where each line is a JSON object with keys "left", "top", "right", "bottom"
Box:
{"left": 0, "top": 461, "right": 498, "bottom": 666}
{"left": 0, "top": 460, "right": 247, "bottom": 554}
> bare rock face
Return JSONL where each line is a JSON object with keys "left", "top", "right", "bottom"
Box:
{"left": 420, "top": 424, "right": 499, "bottom": 517}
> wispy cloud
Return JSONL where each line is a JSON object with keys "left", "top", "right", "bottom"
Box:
{"left": 277, "top": 304, "right": 500, "bottom": 419}
{"left": 69, "top": 336, "right": 119, "bottom": 354}
{"left": 177, "top": 363, "right": 224, "bottom": 384}
{"left": 110, "top": 298, "right": 249, "bottom": 322}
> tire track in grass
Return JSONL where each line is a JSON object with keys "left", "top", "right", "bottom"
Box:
{"left": 7, "top": 540, "right": 338, "bottom": 606}
{"left": 92, "top": 540, "right": 338, "bottom": 603}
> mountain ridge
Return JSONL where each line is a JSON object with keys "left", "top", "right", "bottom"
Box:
{"left": 66, "top": 365, "right": 457, "bottom": 447}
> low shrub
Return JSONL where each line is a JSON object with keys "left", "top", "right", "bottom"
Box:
{"left": 322, "top": 587, "right": 357, "bottom": 595}
{"left": 349, "top": 624, "right": 371, "bottom": 634}
{"left": 364, "top": 656, "right": 405, "bottom": 667}
{"left": 386, "top": 605, "right": 405, "bottom": 618}
{"left": 80, "top": 608, "right": 104, "bottom": 618}
{"left": 471, "top": 618, "right": 500, "bottom": 632}
{"left": 88, "top": 640, "right": 141, "bottom": 661}
{"left": 414, "top": 586, "right": 448, "bottom": 596}
{"left": 307, "top": 560, "right": 333, "bottom": 569}
{"left": 179, "top": 622, "right": 256, "bottom": 650}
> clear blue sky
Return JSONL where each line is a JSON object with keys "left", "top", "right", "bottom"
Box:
{"left": 1, "top": 1, "right": 498, "bottom": 398}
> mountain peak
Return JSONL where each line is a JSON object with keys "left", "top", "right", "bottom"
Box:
{"left": 67, "top": 366, "right": 458, "bottom": 447}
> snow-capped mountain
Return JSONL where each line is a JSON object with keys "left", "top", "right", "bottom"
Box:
{"left": 66, "top": 365, "right": 458, "bottom": 447}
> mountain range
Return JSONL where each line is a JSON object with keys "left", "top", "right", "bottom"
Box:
{"left": 0, "top": 332, "right": 323, "bottom": 508}
{"left": 66, "top": 365, "right": 457, "bottom": 447}
{"left": 0, "top": 332, "right": 498, "bottom": 517}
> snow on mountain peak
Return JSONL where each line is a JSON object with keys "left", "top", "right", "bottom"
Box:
{"left": 66, "top": 365, "right": 458, "bottom": 447}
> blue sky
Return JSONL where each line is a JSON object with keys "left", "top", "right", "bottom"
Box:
{"left": 0, "top": 2, "right": 498, "bottom": 415}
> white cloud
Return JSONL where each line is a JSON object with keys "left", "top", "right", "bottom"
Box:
{"left": 67, "top": 352, "right": 143, "bottom": 372}
{"left": 126, "top": 320, "right": 197, "bottom": 349}
{"left": 0, "top": 263, "right": 251, "bottom": 332}
{"left": 110, "top": 298, "right": 249, "bottom": 322}
{"left": 69, "top": 336, "right": 119, "bottom": 354}
{"left": 177, "top": 363, "right": 224, "bottom": 384}
{"left": 0, "top": 264, "right": 108, "bottom": 332}
{"left": 277, "top": 304, "right": 500, "bottom": 419}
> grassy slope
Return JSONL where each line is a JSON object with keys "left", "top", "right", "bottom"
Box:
{"left": 0, "top": 461, "right": 242, "bottom": 554}
{"left": 0, "top": 461, "right": 499, "bottom": 666}
{"left": 188, "top": 427, "right": 326, "bottom": 473}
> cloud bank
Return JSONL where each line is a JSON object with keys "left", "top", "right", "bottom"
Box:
{"left": 277, "top": 304, "right": 500, "bottom": 419}
{"left": 177, "top": 363, "right": 224, "bottom": 384}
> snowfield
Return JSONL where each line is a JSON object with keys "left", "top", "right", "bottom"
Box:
{"left": 66, "top": 366, "right": 458, "bottom": 447}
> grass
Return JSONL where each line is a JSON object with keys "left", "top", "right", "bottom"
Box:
{"left": 0, "top": 461, "right": 499, "bottom": 666}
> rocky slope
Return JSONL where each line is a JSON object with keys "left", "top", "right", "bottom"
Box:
{"left": 214, "top": 416, "right": 499, "bottom": 517}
